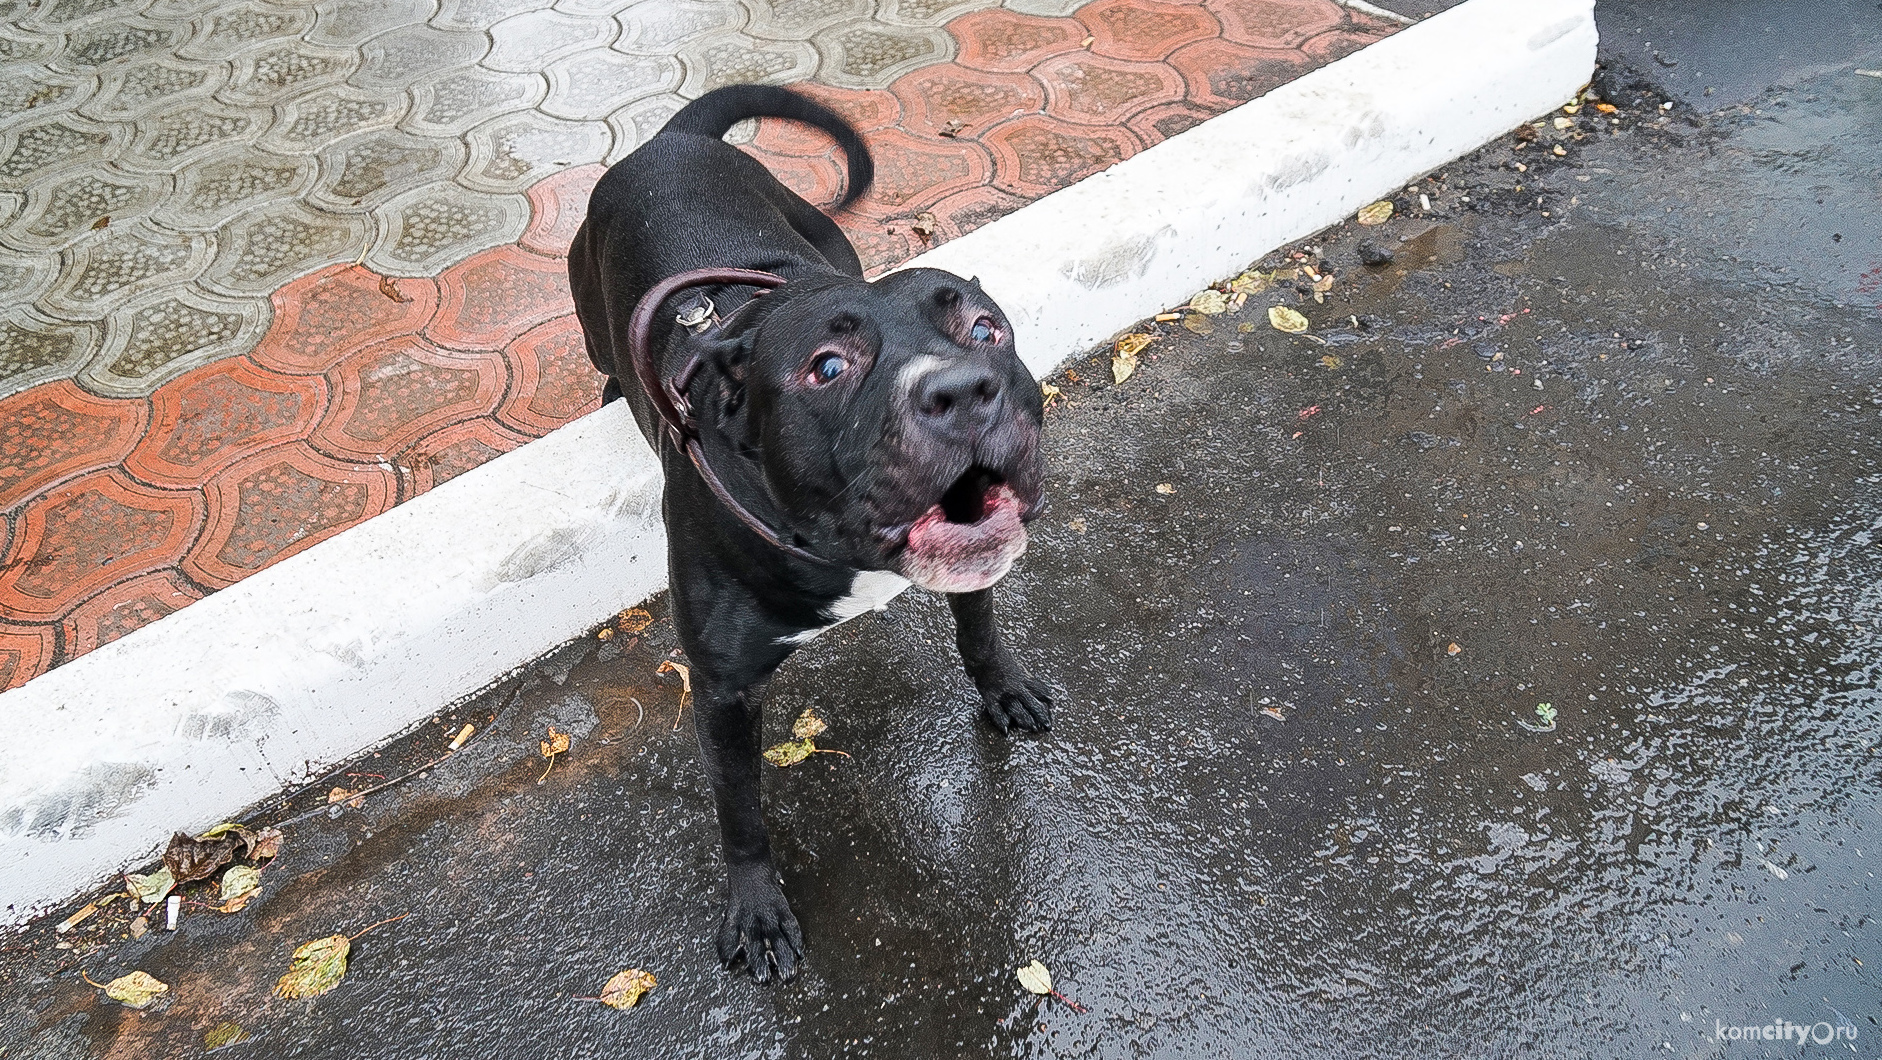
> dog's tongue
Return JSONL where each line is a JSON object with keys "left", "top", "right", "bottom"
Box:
{"left": 901, "top": 484, "right": 1028, "bottom": 593}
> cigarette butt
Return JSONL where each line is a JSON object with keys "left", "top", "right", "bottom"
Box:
{"left": 448, "top": 723, "right": 475, "bottom": 750}
{"left": 165, "top": 895, "right": 181, "bottom": 931}
{"left": 56, "top": 902, "right": 97, "bottom": 934}
{"left": 1154, "top": 313, "right": 1181, "bottom": 322}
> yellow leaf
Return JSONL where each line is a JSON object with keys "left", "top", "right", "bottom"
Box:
{"left": 1319, "top": 354, "right": 1344, "bottom": 370}
{"left": 102, "top": 970, "right": 168, "bottom": 1009}
{"left": 1182, "top": 314, "right": 1214, "bottom": 336}
{"left": 616, "top": 608, "right": 654, "bottom": 635}
{"left": 1111, "top": 348, "right": 1137, "bottom": 385}
{"left": 1268, "top": 306, "right": 1309, "bottom": 334}
{"left": 1227, "top": 271, "right": 1268, "bottom": 294}
{"left": 1040, "top": 382, "right": 1062, "bottom": 407}
{"left": 1016, "top": 960, "right": 1052, "bottom": 995}
{"left": 1356, "top": 201, "right": 1393, "bottom": 225}
{"left": 540, "top": 726, "right": 571, "bottom": 759}
{"left": 274, "top": 935, "right": 350, "bottom": 999}
{"left": 791, "top": 708, "right": 828, "bottom": 740}
{"left": 1114, "top": 332, "right": 1152, "bottom": 357}
{"left": 763, "top": 739, "right": 815, "bottom": 768}
{"left": 218, "top": 864, "right": 261, "bottom": 912}
{"left": 204, "top": 1022, "right": 247, "bottom": 1049}
{"left": 599, "top": 968, "right": 657, "bottom": 1009}
{"left": 1187, "top": 289, "right": 1230, "bottom": 315}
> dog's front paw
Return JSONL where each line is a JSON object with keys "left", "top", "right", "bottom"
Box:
{"left": 717, "top": 867, "right": 803, "bottom": 983}
{"left": 975, "top": 668, "right": 1054, "bottom": 734}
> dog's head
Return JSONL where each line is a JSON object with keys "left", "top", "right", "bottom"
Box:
{"left": 692, "top": 267, "right": 1045, "bottom": 592}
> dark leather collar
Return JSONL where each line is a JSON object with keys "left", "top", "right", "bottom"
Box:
{"left": 626, "top": 267, "right": 835, "bottom": 567}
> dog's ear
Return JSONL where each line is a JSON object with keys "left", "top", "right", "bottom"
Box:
{"left": 698, "top": 329, "right": 754, "bottom": 385}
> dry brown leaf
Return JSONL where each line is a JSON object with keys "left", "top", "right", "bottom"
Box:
{"left": 204, "top": 1022, "right": 247, "bottom": 1049}
{"left": 599, "top": 968, "right": 657, "bottom": 1009}
{"left": 327, "top": 787, "right": 365, "bottom": 809}
{"left": 91, "top": 215, "right": 110, "bottom": 230}
{"left": 250, "top": 827, "right": 283, "bottom": 861}
{"left": 164, "top": 831, "right": 242, "bottom": 885}
{"left": 616, "top": 608, "right": 654, "bottom": 635}
{"left": 910, "top": 211, "right": 937, "bottom": 242}
{"left": 1114, "top": 332, "right": 1153, "bottom": 357}
{"left": 540, "top": 727, "right": 571, "bottom": 759}
{"left": 1182, "top": 314, "right": 1214, "bottom": 335}
{"left": 656, "top": 659, "right": 691, "bottom": 704}
{"left": 1447, "top": 642, "right": 1462, "bottom": 656}
{"left": 378, "top": 275, "right": 411, "bottom": 303}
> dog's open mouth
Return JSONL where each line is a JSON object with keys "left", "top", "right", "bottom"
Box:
{"left": 900, "top": 467, "right": 1028, "bottom": 593}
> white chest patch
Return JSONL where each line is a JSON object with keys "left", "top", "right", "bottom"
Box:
{"left": 780, "top": 569, "right": 911, "bottom": 644}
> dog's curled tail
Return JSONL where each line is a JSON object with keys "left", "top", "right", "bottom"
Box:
{"left": 664, "top": 84, "right": 874, "bottom": 209}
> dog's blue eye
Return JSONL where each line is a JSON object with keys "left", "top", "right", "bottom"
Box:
{"left": 970, "top": 318, "right": 994, "bottom": 342}
{"left": 812, "top": 354, "right": 845, "bottom": 382}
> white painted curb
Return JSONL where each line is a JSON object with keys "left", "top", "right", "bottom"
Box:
{"left": 0, "top": 0, "right": 1595, "bottom": 925}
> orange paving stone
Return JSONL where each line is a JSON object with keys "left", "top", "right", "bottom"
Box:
{"left": 0, "top": 0, "right": 1399, "bottom": 689}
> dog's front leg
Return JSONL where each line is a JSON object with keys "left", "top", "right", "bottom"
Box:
{"left": 948, "top": 588, "right": 1054, "bottom": 734}
{"left": 692, "top": 673, "right": 802, "bottom": 982}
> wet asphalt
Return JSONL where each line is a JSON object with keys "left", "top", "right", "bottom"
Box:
{"left": 6, "top": 8, "right": 1882, "bottom": 1060}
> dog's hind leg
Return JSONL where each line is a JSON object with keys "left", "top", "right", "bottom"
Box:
{"left": 947, "top": 588, "right": 1054, "bottom": 734}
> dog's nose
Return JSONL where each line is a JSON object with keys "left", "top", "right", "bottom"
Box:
{"left": 914, "top": 363, "right": 1004, "bottom": 434}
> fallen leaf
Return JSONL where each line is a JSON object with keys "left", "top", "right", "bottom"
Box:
{"left": 763, "top": 739, "right": 815, "bottom": 768}
{"left": 250, "top": 827, "right": 284, "bottom": 861}
{"left": 599, "top": 968, "right": 657, "bottom": 1009}
{"left": 1227, "top": 271, "right": 1268, "bottom": 294}
{"left": 938, "top": 119, "right": 967, "bottom": 137}
{"left": 1182, "top": 314, "right": 1214, "bottom": 335}
{"left": 128, "top": 916, "right": 149, "bottom": 939}
{"left": 327, "top": 786, "right": 364, "bottom": 809}
{"left": 126, "top": 867, "right": 174, "bottom": 904}
{"left": 1155, "top": 483, "right": 1174, "bottom": 495}
{"left": 1594, "top": 101, "right": 1618, "bottom": 113}
{"left": 1188, "top": 289, "right": 1230, "bottom": 315}
{"left": 1040, "top": 382, "right": 1062, "bottom": 407}
{"left": 616, "top": 608, "right": 654, "bottom": 635}
{"left": 102, "top": 970, "right": 168, "bottom": 1009}
{"left": 791, "top": 708, "right": 828, "bottom": 740}
{"left": 1016, "top": 960, "right": 1052, "bottom": 996}
{"left": 1319, "top": 354, "right": 1344, "bottom": 370}
{"left": 656, "top": 660, "right": 691, "bottom": 704}
{"left": 1552, "top": 116, "right": 1574, "bottom": 130}
{"left": 1446, "top": 642, "right": 1462, "bottom": 656}
{"left": 1269, "top": 267, "right": 1299, "bottom": 282}
{"left": 910, "top": 211, "right": 937, "bottom": 242}
{"left": 540, "top": 727, "right": 571, "bottom": 759}
{"left": 1312, "top": 275, "right": 1334, "bottom": 294}
{"left": 1268, "top": 306, "right": 1309, "bottom": 334}
{"left": 377, "top": 275, "right": 410, "bottom": 303}
{"left": 165, "top": 831, "right": 242, "bottom": 885}
{"left": 218, "top": 865, "right": 261, "bottom": 912}
{"left": 274, "top": 935, "right": 350, "bottom": 999}
{"left": 1111, "top": 347, "right": 1137, "bottom": 384}
{"left": 204, "top": 1022, "right": 247, "bottom": 1049}
{"left": 1114, "top": 332, "right": 1152, "bottom": 357}
{"left": 91, "top": 215, "right": 110, "bottom": 230}
{"left": 1261, "top": 706, "right": 1286, "bottom": 721}
{"left": 1356, "top": 201, "right": 1393, "bottom": 225}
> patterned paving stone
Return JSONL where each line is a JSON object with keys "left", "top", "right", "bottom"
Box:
{"left": 266, "top": 88, "right": 401, "bottom": 150}
{"left": 497, "top": 315, "right": 603, "bottom": 437}
{"left": 351, "top": 23, "right": 488, "bottom": 91}
{"left": 742, "top": 0, "right": 871, "bottom": 41}
{"left": 313, "top": 337, "right": 506, "bottom": 462}
{"left": 0, "top": 313, "right": 93, "bottom": 400}
{"left": 1077, "top": 0, "right": 1220, "bottom": 61}
{"left": 0, "top": 470, "right": 202, "bottom": 622}
{"left": 178, "top": 2, "right": 313, "bottom": 58}
{"left": 128, "top": 356, "right": 326, "bottom": 489}
{"left": 520, "top": 163, "right": 604, "bottom": 256}
{"left": 0, "top": 379, "right": 144, "bottom": 511}
{"left": 307, "top": 0, "right": 434, "bottom": 47}
{"left": 614, "top": 0, "right": 741, "bottom": 53}
{"left": 458, "top": 111, "right": 613, "bottom": 195}
{"left": 946, "top": 7, "right": 1087, "bottom": 73}
{"left": 0, "top": 119, "right": 115, "bottom": 189}
{"left": 542, "top": 50, "right": 681, "bottom": 122}
{"left": 59, "top": 567, "right": 202, "bottom": 658}
{"left": 0, "top": 623, "right": 56, "bottom": 691}
{"left": 682, "top": 32, "right": 818, "bottom": 94}
{"left": 888, "top": 61, "right": 1043, "bottom": 137}
{"left": 125, "top": 102, "right": 259, "bottom": 167}
{"left": 222, "top": 41, "right": 357, "bottom": 104}
{"left": 206, "top": 203, "right": 369, "bottom": 295}
{"left": 55, "top": 22, "right": 175, "bottom": 70}
{"left": 1035, "top": 51, "right": 1188, "bottom": 124}
{"left": 313, "top": 129, "right": 461, "bottom": 211}
{"left": 86, "top": 288, "right": 267, "bottom": 397}
{"left": 485, "top": 9, "right": 617, "bottom": 73}
{"left": 813, "top": 22, "right": 954, "bottom": 89}
{"left": 10, "top": 172, "right": 164, "bottom": 250}
{"left": 81, "top": 58, "right": 217, "bottom": 121}
{"left": 44, "top": 225, "right": 210, "bottom": 316}
{"left": 251, "top": 264, "right": 439, "bottom": 374}
{"left": 372, "top": 185, "right": 531, "bottom": 274}
{"left": 162, "top": 150, "right": 316, "bottom": 230}
{"left": 981, "top": 113, "right": 1141, "bottom": 197}
{"left": 428, "top": 244, "right": 574, "bottom": 351}
{"left": 405, "top": 68, "right": 544, "bottom": 135}
{"left": 1208, "top": 0, "right": 1348, "bottom": 49}
{"left": 187, "top": 442, "right": 396, "bottom": 587}
{"left": 395, "top": 416, "right": 531, "bottom": 495}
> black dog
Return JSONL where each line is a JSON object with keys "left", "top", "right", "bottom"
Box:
{"left": 568, "top": 84, "right": 1053, "bottom": 982}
